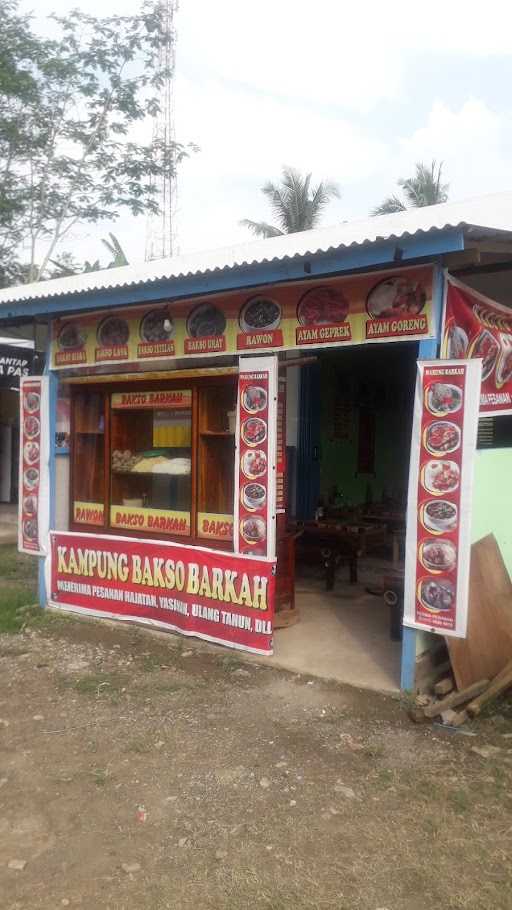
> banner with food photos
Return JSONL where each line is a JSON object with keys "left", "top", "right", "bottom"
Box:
{"left": 235, "top": 356, "right": 278, "bottom": 560}
{"left": 443, "top": 276, "right": 512, "bottom": 416}
{"left": 49, "top": 265, "right": 434, "bottom": 370}
{"left": 404, "top": 359, "right": 481, "bottom": 639}
{"left": 18, "top": 376, "right": 50, "bottom": 555}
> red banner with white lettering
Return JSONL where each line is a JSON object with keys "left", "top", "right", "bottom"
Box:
{"left": 443, "top": 277, "right": 512, "bottom": 416}
{"left": 50, "top": 531, "right": 276, "bottom": 654}
{"left": 404, "top": 360, "right": 481, "bottom": 638}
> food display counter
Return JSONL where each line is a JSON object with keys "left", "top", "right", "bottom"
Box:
{"left": 71, "top": 379, "right": 237, "bottom": 545}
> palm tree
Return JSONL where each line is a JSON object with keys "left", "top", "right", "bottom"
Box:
{"left": 240, "top": 166, "right": 340, "bottom": 238}
{"left": 372, "top": 160, "right": 448, "bottom": 216}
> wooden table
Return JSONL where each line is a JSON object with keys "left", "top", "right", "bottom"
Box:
{"left": 292, "top": 522, "right": 359, "bottom": 589}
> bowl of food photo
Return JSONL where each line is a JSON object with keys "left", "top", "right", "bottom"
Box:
{"left": 97, "top": 316, "right": 130, "bottom": 348}
{"left": 419, "top": 539, "right": 457, "bottom": 574}
{"left": 366, "top": 276, "right": 426, "bottom": 318}
{"left": 426, "top": 383, "right": 462, "bottom": 417}
{"left": 187, "top": 303, "right": 226, "bottom": 338}
{"left": 241, "top": 449, "right": 267, "bottom": 480}
{"left": 239, "top": 297, "right": 281, "bottom": 333}
{"left": 424, "top": 421, "right": 461, "bottom": 456}
{"left": 418, "top": 577, "right": 455, "bottom": 613}
{"left": 140, "top": 308, "right": 174, "bottom": 342}
{"left": 242, "top": 386, "right": 267, "bottom": 414}
{"left": 296, "top": 286, "right": 349, "bottom": 325}
{"left": 422, "top": 460, "right": 460, "bottom": 496}
{"left": 422, "top": 499, "right": 458, "bottom": 533}
{"left": 240, "top": 516, "right": 267, "bottom": 545}
{"left": 242, "top": 482, "right": 267, "bottom": 511}
{"left": 241, "top": 417, "right": 267, "bottom": 447}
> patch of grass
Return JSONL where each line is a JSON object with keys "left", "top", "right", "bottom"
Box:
{"left": 140, "top": 653, "right": 163, "bottom": 672}
{"left": 0, "top": 546, "right": 38, "bottom": 584}
{"left": 0, "top": 587, "right": 39, "bottom": 633}
{"left": 59, "top": 671, "right": 128, "bottom": 699}
{"left": 125, "top": 737, "right": 153, "bottom": 754}
{"left": 91, "top": 767, "right": 109, "bottom": 787}
{"left": 448, "top": 788, "right": 470, "bottom": 814}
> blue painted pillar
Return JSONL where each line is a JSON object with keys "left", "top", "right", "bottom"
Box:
{"left": 400, "top": 264, "right": 444, "bottom": 691}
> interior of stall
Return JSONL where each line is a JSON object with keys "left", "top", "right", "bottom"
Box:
{"left": 273, "top": 342, "right": 419, "bottom": 691}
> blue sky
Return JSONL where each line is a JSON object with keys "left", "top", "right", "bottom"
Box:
{"left": 25, "top": 0, "right": 512, "bottom": 264}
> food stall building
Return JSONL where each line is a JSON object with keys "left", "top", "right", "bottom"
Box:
{"left": 2, "top": 192, "right": 512, "bottom": 692}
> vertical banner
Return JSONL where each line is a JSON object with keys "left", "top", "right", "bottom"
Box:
{"left": 404, "top": 359, "right": 481, "bottom": 638}
{"left": 234, "top": 356, "right": 278, "bottom": 559}
{"left": 443, "top": 275, "right": 512, "bottom": 416}
{"left": 18, "top": 376, "right": 50, "bottom": 555}
{"left": 276, "top": 376, "right": 287, "bottom": 513}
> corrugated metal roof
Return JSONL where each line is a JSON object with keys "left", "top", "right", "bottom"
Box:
{"left": 2, "top": 190, "right": 512, "bottom": 307}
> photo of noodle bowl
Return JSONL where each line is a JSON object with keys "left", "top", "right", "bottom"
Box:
{"left": 424, "top": 421, "right": 460, "bottom": 455}
{"left": 241, "top": 417, "right": 266, "bottom": 447}
{"left": 241, "top": 449, "right": 267, "bottom": 479}
{"left": 23, "top": 518, "right": 38, "bottom": 541}
{"left": 418, "top": 577, "right": 455, "bottom": 613}
{"left": 23, "top": 467, "right": 39, "bottom": 490}
{"left": 426, "top": 383, "right": 462, "bottom": 416}
{"left": 419, "top": 539, "right": 456, "bottom": 574}
{"left": 422, "top": 499, "right": 458, "bottom": 533}
{"left": 23, "top": 441, "right": 39, "bottom": 465}
{"left": 24, "top": 391, "right": 40, "bottom": 413}
{"left": 242, "top": 386, "right": 267, "bottom": 414}
{"left": 240, "top": 516, "right": 266, "bottom": 544}
{"left": 239, "top": 297, "right": 281, "bottom": 332}
{"left": 242, "top": 482, "right": 266, "bottom": 511}
{"left": 23, "top": 494, "right": 37, "bottom": 516}
{"left": 23, "top": 415, "right": 40, "bottom": 439}
{"left": 422, "top": 460, "right": 460, "bottom": 496}
{"left": 58, "top": 321, "right": 86, "bottom": 350}
{"left": 140, "top": 308, "right": 174, "bottom": 342}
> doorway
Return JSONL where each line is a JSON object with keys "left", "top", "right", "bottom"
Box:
{"left": 273, "top": 343, "right": 418, "bottom": 691}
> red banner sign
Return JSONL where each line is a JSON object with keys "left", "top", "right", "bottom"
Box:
{"left": 50, "top": 532, "right": 276, "bottom": 654}
{"left": 404, "top": 360, "right": 481, "bottom": 638}
{"left": 237, "top": 369, "right": 271, "bottom": 557}
{"left": 443, "top": 277, "right": 512, "bottom": 416}
{"left": 19, "top": 377, "right": 49, "bottom": 555}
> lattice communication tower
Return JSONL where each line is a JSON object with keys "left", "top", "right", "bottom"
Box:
{"left": 145, "top": 0, "right": 179, "bottom": 261}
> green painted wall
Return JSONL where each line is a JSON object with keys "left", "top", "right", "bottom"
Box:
{"left": 318, "top": 346, "right": 417, "bottom": 508}
{"left": 471, "top": 449, "right": 512, "bottom": 574}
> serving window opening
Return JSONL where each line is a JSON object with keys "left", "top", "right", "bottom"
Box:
{"left": 70, "top": 378, "right": 237, "bottom": 546}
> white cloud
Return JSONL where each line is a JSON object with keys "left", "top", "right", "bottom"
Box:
{"left": 21, "top": 0, "right": 512, "bottom": 266}
{"left": 396, "top": 100, "right": 512, "bottom": 198}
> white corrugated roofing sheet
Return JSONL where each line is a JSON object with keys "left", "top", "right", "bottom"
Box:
{"left": 2, "top": 191, "right": 512, "bottom": 307}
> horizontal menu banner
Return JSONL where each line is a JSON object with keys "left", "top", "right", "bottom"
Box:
{"left": 50, "top": 531, "right": 276, "bottom": 654}
{"left": 50, "top": 265, "right": 434, "bottom": 370}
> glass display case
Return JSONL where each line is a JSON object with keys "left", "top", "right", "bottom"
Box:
{"left": 70, "top": 378, "right": 237, "bottom": 545}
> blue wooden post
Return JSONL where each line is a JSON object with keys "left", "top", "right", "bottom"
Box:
{"left": 400, "top": 264, "right": 444, "bottom": 690}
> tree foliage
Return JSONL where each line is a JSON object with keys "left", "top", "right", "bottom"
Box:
{"left": 0, "top": 0, "right": 195, "bottom": 285}
{"left": 372, "top": 160, "right": 449, "bottom": 216}
{"left": 240, "top": 166, "right": 340, "bottom": 238}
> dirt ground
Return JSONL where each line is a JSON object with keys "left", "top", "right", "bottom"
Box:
{"left": 1, "top": 553, "right": 512, "bottom": 909}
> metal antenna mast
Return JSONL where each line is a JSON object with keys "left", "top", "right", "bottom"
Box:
{"left": 145, "top": 0, "right": 179, "bottom": 261}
